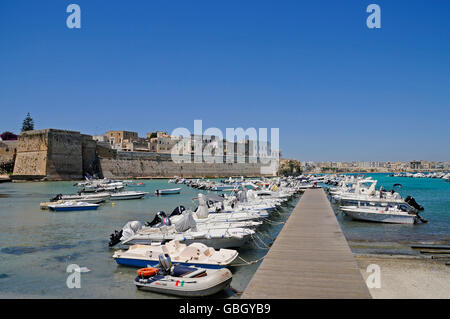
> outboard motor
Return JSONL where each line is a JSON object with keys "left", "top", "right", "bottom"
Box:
{"left": 146, "top": 211, "right": 170, "bottom": 227}
{"left": 158, "top": 253, "right": 172, "bottom": 274}
{"left": 50, "top": 194, "right": 63, "bottom": 202}
{"left": 405, "top": 196, "right": 424, "bottom": 211}
{"left": 169, "top": 205, "right": 186, "bottom": 218}
{"left": 109, "top": 229, "right": 123, "bottom": 247}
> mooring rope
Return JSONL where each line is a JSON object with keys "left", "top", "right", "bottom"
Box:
{"left": 251, "top": 233, "right": 270, "bottom": 249}
{"left": 261, "top": 217, "right": 285, "bottom": 225}
{"left": 229, "top": 255, "right": 266, "bottom": 267}
{"left": 256, "top": 230, "right": 275, "bottom": 242}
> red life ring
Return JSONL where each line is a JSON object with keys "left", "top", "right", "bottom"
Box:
{"left": 137, "top": 267, "right": 159, "bottom": 277}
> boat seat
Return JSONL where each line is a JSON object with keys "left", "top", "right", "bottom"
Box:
{"left": 203, "top": 248, "right": 215, "bottom": 257}
{"left": 172, "top": 265, "right": 206, "bottom": 278}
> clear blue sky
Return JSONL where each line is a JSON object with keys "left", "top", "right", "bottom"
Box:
{"left": 1, "top": 0, "right": 449, "bottom": 162}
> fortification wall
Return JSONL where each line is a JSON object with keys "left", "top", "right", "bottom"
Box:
{"left": 12, "top": 128, "right": 274, "bottom": 180}
{"left": 13, "top": 129, "right": 86, "bottom": 180}
{"left": 81, "top": 134, "right": 97, "bottom": 174}
{"left": 99, "top": 152, "right": 267, "bottom": 178}
{"left": 46, "top": 130, "right": 83, "bottom": 180}
{"left": 12, "top": 130, "right": 49, "bottom": 178}
{"left": 0, "top": 140, "right": 17, "bottom": 164}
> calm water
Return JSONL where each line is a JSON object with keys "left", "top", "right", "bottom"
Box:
{"left": 0, "top": 174, "right": 448, "bottom": 297}
{"left": 332, "top": 173, "right": 450, "bottom": 254}
{"left": 0, "top": 180, "right": 296, "bottom": 298}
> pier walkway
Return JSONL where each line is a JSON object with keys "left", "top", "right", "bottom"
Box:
{"left": 242, "top": 188, "right": 371, "bottom": 299}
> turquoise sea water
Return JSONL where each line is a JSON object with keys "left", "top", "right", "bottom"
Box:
{"left": 331, "top": 173, "right": 450, "bottom": 253}
{"left": 0, "top": 180, "right": 295, "bottom": 298}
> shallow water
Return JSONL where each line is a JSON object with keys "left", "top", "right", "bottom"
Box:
{"left": 0, "top": 180, "right": 296, "bottom": 298}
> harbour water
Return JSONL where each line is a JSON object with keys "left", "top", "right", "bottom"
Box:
{"left": 332, "top": 173, "right": 450, "bottom": 254}
{"left": 0, "top": 180, "right": 295, "bottom": 298}
{"left": 0, "top": 174, "right": 448, "bottom": 298}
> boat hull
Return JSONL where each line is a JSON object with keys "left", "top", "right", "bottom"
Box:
{"left": 125, "top": 236, "right": 251, "bottom": 249}
{"left": 155, "top": 188, "right": 181, "bottom": 195}
{"left": 48, "top": 206, "right": 99, "bottom": 212}
{"left": 135, "top": 268, "right": 232, "bottom": 297}
{"left": 342, "top": 211, "right": 416, "bottom": 224}
{"left": 115, "top": 257, "right": 227, "bottom": 269}
{"left": 111, "top": 194, "right": 145, "bottom": 200}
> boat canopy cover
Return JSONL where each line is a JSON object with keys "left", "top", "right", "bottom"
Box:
{"left": 174, "top": 212, "right": 197, "bottom": 232}
{"left": 121, "top": 221, "right": 143, "bottom": 241}
{"left": 237, "top": 190, "right": 248, "bottom": 202}
{"left": 204, "top": 194, "right": 225, "bottom": 202}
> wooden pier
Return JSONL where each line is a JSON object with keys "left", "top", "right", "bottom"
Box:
{"left": 242, "top": 188, "right": 371, "bottom": 299}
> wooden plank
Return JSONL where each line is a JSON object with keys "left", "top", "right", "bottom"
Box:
{"left": 241, "top": 188, "right": 371, "bottom": 299}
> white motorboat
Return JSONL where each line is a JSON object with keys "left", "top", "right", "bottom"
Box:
{"left": 110, "top": 191, "right": 148, "bottom": 200}
{"left": 339, "top": 205, "right": 421, "bottom": 224}
{"left": 47, "top": 201, "right": 100, "bottom": 212}
{"left": 134, "top": 254, "right": 232, "bottom": 297}
{"left": 109, "top": 220, "right": 255, "bottom": 249}
{"left": 40, "top": 197, "right": 104, "bottom": 209}
{"left": 171, "top": 210, "right": 267, "bottom": 224}
{"left": 155, "top": 188, "right": 181, "bottom": 195}
{"left": 53, "top": 192, "right": 111, "bottom": 201}
{"left": 113, "top": 240, "right": 238, "bottom": 269}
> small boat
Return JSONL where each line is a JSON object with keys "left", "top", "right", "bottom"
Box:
{"left": 40, "top": 198, "right": 104, "bottom": 209}
{"left": 113, "top": 240, "right": 238, "bottom": 269}
{"left": 210, "top": 185, "right": 235, "bottom": 191}
{"left": 110, "top": 191, "right": 148, "bottom": 200}
{"left": 339, "top": 205, "right": 421, "bottom": 224}
{"left": 134, "top": 254, "right": 232, "bottom": 297}
{"left": 47, "top": 201, "right": 99, "bottom": 212}
{"left": 109, "top": 220, "right": 255, "bottom": 249}
{"left": 155, "top": 188, "right": 181, "bottom": 195}
{"left": 60, "top": 192, "right": 111, "bottom": 201}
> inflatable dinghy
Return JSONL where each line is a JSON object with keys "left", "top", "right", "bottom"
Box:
{"left": 135, "top": 253, "right": 232, "bottom": 297}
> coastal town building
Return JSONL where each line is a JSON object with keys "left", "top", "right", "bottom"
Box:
{"left": 300, "top": 160, "right": 450, "bottom": 173}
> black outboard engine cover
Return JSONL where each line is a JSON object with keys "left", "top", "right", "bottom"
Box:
{"left": 50, "top": 194, "right": 63, "bottom": 202}
{"left": 146, "top": 211, "right": 168, "bottom": 227}
{"left": 146, "top": 211, "right": 173, "bottom": 227}
{"left": 109, "top": 229, "right": 123, "bottom": 247}
{"left": 405, "top": 196, "right": 424, "bottom": 211}
{"left": 169, "top": 206, "right": 186, "bottom": 217}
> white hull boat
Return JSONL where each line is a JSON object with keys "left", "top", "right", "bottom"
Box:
{"left": 135, "top": 266, "right": 232, "bottom": 297}
{"left": 61, "top": 192, "right": 111, "bottom": 201}
{"left": 113, "top": 222, "right": 255, "bottom": 249}
{"left": 110, "top": 191, "right": 148, "bottom": 200}
{"left": 155, "top": 188, "right": 181, "bottom": 195}
{"left": 113, "top": 240, "right": 238, "bottom": 269}
{"left": 339, "top": 206, "right": 419, "bottom": 224}
{"left": 47, "top": 201, "right": 100, "bottom": 212}
{"left": 171, "top": 210, "right": 267, "bottom": 224}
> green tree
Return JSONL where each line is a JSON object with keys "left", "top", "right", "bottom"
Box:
{"left": 21, "top": 113, "right": 34, "bottom": 132}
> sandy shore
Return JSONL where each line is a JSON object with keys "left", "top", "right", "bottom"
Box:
{"left": 356, "top": 255, "right": 450, "bottom": 299}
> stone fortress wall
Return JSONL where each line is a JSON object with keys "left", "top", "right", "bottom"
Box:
{"left": 12, "top": 129, "right": 273, "bottom": 180}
